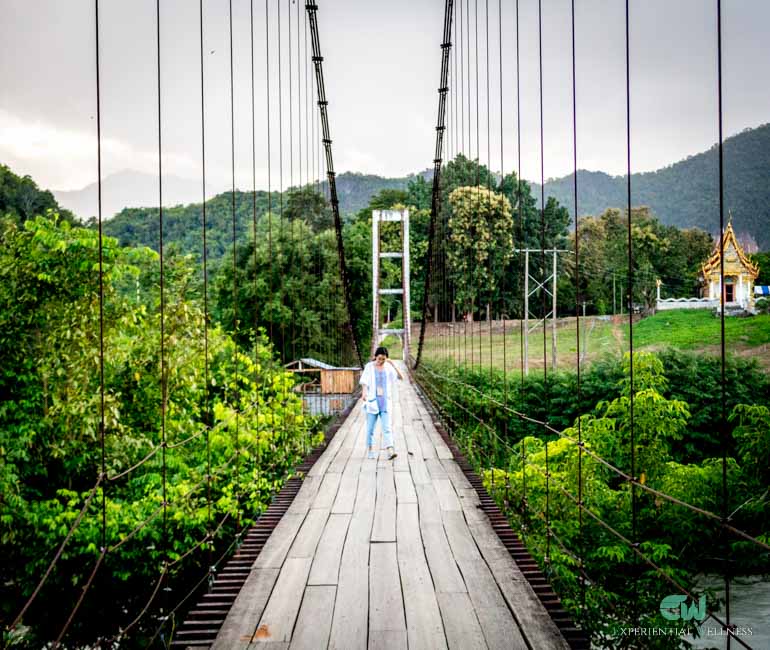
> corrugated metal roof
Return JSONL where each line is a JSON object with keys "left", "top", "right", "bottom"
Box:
{"left": 284, "top": 357, "right": 361, "bottom": 370}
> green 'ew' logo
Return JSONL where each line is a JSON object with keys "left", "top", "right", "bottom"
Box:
{"left": 660, "top": 595, "right": 706, "bottom": 621}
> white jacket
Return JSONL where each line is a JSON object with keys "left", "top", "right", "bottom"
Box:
{"left": 359, "top": 360, "right": 401, "bottom": 414}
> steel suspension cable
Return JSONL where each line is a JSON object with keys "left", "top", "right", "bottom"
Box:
{"left": 306, "top": 0, "right": 364, "bottom": 371}
{"left": 623, "top": 0, "right": 639, "bottom": 624}
{"left": 497, "top": 0, "right": 506, "bottom": 414}
{"left": 250, "top": 0, "right": 262, "bottom": 511}
{"left": 716, "top": 0, "right": 733, "bottom": 640}
{"left": 228, "top": 0, "right": 241, "bottom": 529}
{"left": 514, "top": 0, "right": 526, "bottom": 511}
{"left": 414, "top": 0, "right": 453, "bottom": 371}
{"left": 474, "top": 0, "right": 480, "bottom": 372}
{"left": 536, "top": 0, "right": 551, "bottom": 564}
{"left": 570, "top": 0, "right": 586, "bottom": 620}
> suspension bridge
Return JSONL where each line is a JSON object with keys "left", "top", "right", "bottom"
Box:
{"left": 3, "top": 0, "right": 768, "bottom": 649}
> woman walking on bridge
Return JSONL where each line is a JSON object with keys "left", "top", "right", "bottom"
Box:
{"left": 359, "top": 346, "right": 403, "bottom": 460}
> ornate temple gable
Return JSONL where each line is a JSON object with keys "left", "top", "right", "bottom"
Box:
{"left": 700, "top": 220, "right": 759, "bottom": 280}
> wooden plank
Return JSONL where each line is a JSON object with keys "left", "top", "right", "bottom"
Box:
{"left": 421, "top": 420, "right": 453, "bottom": 460}
{"left": 441, "top": 511, "right": 528, "bottom": 650}
{"left": 416, "top": 421, "right": 438, "bottom": 459}
{"left": 331, "top": 458, "right": 360, "bottom": 514}
{"left": 457, "top": 487, "right": 482, "bottom": 509}
{"left": 415, "top": 484, "right": 466, "bottom": 594}
{"left": 327, "top": 419, "right": 357, "bottom": 474}
{"left": 251, "top": 557, "right": 312, "bottom": 645}
{"left": 433, "top": 478, "right": 462, "bottom": 512}
{"left": 312, "top": 472, "right": 342, "bottom": 510}
{"left": 355, "top": 462, "right": 377, "bottom": 511}
{"left": 327, "top": 507, "right": 373, "bottom": 649}
{"left": 306, "top": 413, "right": 352, "bottom": 477}
{"left": 441, "top": 459, "right": 473, "bottom": 490}
{"left": 420, "top": 522, "right": 466, "bottom": 594}
{"left": 414, "top": 482, "right": 441, "bottom": 526}
{"left": 287, "top": 508, "right": 329, "bottom": 559}
{"left": 435, "top": 591, "right": 488, "bottom": 650}
{"left": 368, "top": 629, "right": 407, "bottom": 650}
{"left": 396, "top": 503, "right": 447, "bottom": 650}
{"left": 391, "top": 405, "right": 410, "bottom": 472}
{"left": 212, "top": 568, "right": 280, "bottom": 650}
{"left": 368, "top": 543, "right": 406, "bottom": 633}
{"left": 407, "top": 453, "right": 431, "bottom": 485}
{"left": 308, "top": 513, "right": 351, "bottom": 586}
{"left": 401, "top": 423, "right": 423, "bottom": 457}
{"left": 460, "top": 563, "right": 529, "bottom": 650}
{"left": 425, "top": 457, "right": 448, "bottom": 479}
{"left": 393, "top": 471, "right": 417, "bottom": 504}
{"left": 254, "top": 513, "right": 306, "bottom": 569}
{"left": 371, "top": 464, "right": 396, "bottom": 542}
{"left": 287, "top": 476, "right": 321, "bottom": 516}
{"left": 464, "top": 510, "right": 571, "bottom": 649}
{"left": 287, "top": 585, "right": 335, "bottom": 650}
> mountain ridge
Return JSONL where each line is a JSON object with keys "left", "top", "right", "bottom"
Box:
{"left": 52, "top": 123, "right": 770, "bottom": 248}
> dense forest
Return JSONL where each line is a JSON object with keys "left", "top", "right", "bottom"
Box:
{"left": 537, "top": 123, "right": 770, "bottom": 249}
{"left": 416, "top": 350, "right": 770, "bottom": 648}
{"left": 2, "top": 153, "right": 768, "bottom": 647}
{"left": 0, "top": 164, "right": 77, "bottom": 226}
{"left": 0, "top": 213, "right": 324, "bottom": 646}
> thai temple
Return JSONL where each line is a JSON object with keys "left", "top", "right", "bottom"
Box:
{"left": 698, "top": 218, "right": 759, "bottom": 313}
{"left": 656, "top": 216, "right": 761, "bottom": 315}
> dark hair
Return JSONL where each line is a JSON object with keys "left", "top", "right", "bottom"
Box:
{"left": 374, "top": 346, "right": 389, "bottom": 358}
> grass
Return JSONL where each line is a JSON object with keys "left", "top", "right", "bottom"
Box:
{"left": 632, "top": 309, "right": 770, "bottom": 350}
{"left": 383, "top": 309, "right": 770, "bottom": 373}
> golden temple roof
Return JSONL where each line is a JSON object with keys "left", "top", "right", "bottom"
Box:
{"left": 701, "top": 219, "right": 759, "bottom": 279}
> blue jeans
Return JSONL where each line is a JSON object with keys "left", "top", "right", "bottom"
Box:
{"left": 366, "top": 409, "right": 393, "bottom": 449}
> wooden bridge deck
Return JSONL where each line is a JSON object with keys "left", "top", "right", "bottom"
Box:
{"left": 212, "top": 360, "right": 571, "bottom": 650}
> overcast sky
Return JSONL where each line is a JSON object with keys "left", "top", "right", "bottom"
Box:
{"left": 1, "top": 0, "right": 769, "bottom": 197}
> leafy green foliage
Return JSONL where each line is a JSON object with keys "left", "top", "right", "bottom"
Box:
{"left": 568, "top": 207, "right": 714, "bottom": 314}
{"left": 416, "top": 349, "right": 770, "bottom": 648}
{"left": 0, "top": 215, "right": 325, "bottom": 646}
{"left": 447, "top": 185, "right": 514, "bottom": 319}
{"left": 0, "top": 165, "right": 77, "bottom": 226}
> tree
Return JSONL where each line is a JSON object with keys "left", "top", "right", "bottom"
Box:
{"left": 214, "top": 212, "right": 349, "bottom": 365}
{"left": 0, "top": 213, "right": 321, "bottom": 645}
{"left": 0, "top": 164, "right": 76, "bottom": 225}
{"left": 446, "top": 185, "right": 514, "bottom": 321}
{"left": 285, "top": 186, "right": 331, "bottom": 234}
{"left": 565, "top": 207, "right": 714, "bottom": 314}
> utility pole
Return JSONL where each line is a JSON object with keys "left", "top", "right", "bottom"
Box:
{"left": 613, "top": 272, "right": 616, "bottom": 316}
{"left": 552, "top": 251, "right": 558, "bottom": 371}
{"left": 517, "top": 248, "right": 572, "bottom": 375}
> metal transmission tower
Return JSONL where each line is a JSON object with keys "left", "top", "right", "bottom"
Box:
{"left": 517, "top": 248, "right": 572, "bottom": 375}
{"left": 372, "top": 209, "right": 411, "bottom": 361}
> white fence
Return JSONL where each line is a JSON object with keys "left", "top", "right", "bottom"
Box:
{"left": 656, "top": 298, "right": 718, "bottom": 311}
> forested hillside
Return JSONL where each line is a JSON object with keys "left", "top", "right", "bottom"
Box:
{"left": 103, "top": 190, "right": 273, "bottom": 276}
{"left": 0, "top": 164, "right": 76, "bottom": 226}
{"left": 538, "top": 123, "right": 770, "bottom": 248}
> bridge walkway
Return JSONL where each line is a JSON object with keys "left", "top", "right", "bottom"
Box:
{"left": 212, "top": 360, "right": 571, "bottom": 650}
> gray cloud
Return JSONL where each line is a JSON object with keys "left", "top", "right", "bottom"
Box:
{"left": 1, "top": 0, "right": 768, "bottom": 202}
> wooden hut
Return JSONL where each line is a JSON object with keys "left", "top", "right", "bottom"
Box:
{"left": 283, "top": 358, "right": 362, "bottom": 416}
{"left": 284, "top": 357, "right": 361, "bottom": 393}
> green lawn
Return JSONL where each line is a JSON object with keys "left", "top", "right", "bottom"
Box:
{"left": 632, "top": 309, "right": 770, "bottom": 350}
{"left": 383, "top": 309, "right": 770, "bottom": 372}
